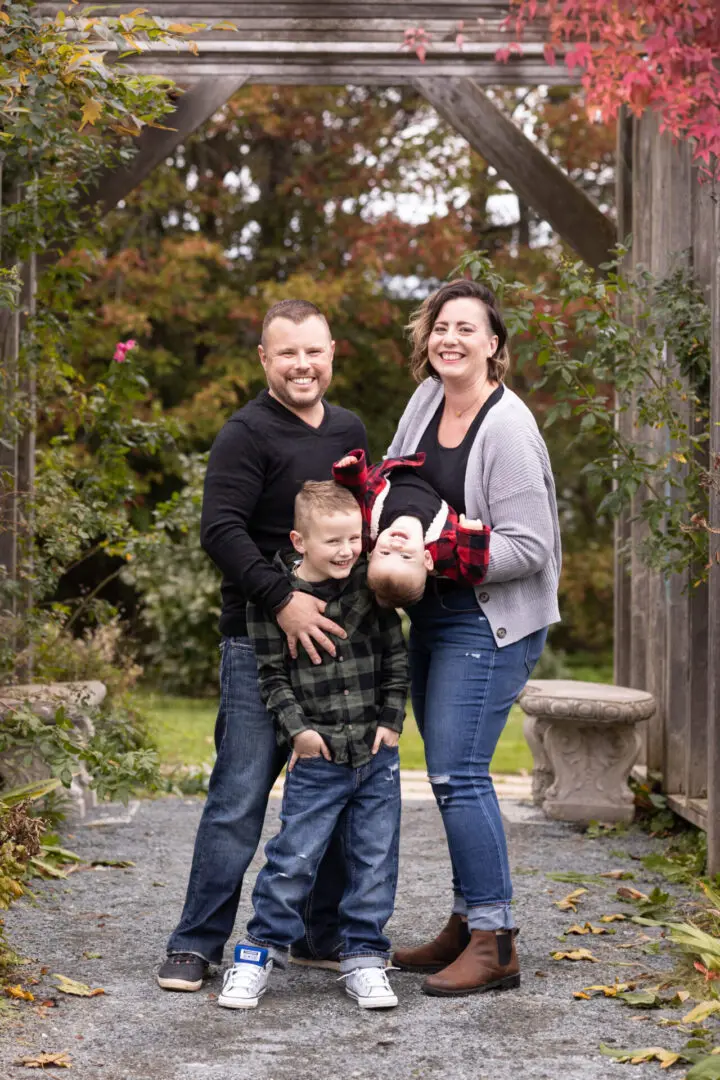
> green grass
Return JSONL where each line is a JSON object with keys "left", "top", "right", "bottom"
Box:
{"left": 133, "top": 651, "right": 613, "bottom": 777}
{"left": 132, "top": 692, "right": 532, "bottom": 775}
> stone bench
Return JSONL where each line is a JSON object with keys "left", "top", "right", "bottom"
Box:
{"left": 0, "top": 680, "right": 107, "bottom": 817}
{"left": 517, "top": 679, "right": 656, "bottom": 825}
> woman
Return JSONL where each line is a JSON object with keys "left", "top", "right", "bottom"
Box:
{"left": 389, "top": 278, "right": 561, "bottom": 997}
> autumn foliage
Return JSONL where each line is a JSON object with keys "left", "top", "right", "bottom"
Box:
{"left": 502, "top": 0, "right": 720, "bottom": 177}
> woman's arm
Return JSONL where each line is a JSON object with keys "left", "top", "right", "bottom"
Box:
{"left": 480, "top": 424, "right": 557, "bottom": 583}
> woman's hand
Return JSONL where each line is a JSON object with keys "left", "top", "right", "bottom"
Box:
{"left": 372, "top": 726, "right": 400, "bottom": 754}
{"left": 288, "top": 730, "right": 331, "bottom": 771}
{"left": 459, "top": 513, "right": 484, "bottom": 530}
{"left": 334, "top": 455, "right": 359, "bottom": 469}
{"left": 276, "top": 591, "right": 346, "bottom": 664}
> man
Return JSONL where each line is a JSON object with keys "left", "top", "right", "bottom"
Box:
{"left": 157, "top": 299, "right": 370, "bottom": 991}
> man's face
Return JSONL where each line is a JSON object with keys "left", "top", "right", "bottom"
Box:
{"left": 259, "top": 315, "right": 334, "bottom": 414}
{"left": 291, "top": 509, "right": 363, "bottom": 582}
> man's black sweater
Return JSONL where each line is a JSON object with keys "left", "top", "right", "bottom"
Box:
{"left": 200, "top": 389, "right": 370, "bottom": 637}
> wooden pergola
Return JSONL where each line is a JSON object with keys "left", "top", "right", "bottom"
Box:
{"left": 4, "top": 2, "right": 720, "bottom": 868}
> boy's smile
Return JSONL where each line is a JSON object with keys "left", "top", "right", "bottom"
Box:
{"left": 291, "top": 508, "right": 363, "bottom": 583}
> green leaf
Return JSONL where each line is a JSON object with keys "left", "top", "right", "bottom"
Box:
{"left": 685, "top": 1057, "right": 720, "bottom": 1080}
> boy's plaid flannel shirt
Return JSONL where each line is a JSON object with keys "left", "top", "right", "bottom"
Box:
{"left": 332, "top": 449, "right": 491, "bottom": 585}
{"left": 246, "top": 554, "right": 408, "bottom": 768}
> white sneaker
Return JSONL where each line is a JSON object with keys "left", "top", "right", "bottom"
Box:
{"left": 341, "top": 966, "right": 398, "bottom": 1009}
{"left": 218, "top": 945, "right": 273, "bottom": 1010}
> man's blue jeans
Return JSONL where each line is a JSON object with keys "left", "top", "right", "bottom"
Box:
{"left": 408, "top": 587, "right": 547, "bottom": 933}
{"left": 246, "top": 745, "right": 401, "bottom": 973}
{"left": 167, "top": 637, "right": 346, "bottom": 964}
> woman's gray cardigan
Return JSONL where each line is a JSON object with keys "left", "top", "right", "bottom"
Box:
{"left": 387, "top": 378, "right": 561, "bottom": 647}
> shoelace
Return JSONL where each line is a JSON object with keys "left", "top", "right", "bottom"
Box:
{"left": 224, "top": 962, "right": 269, "bottom": 995}
{"left": 170, "top": 953, "right": 202, "bottom": 966}
{"left": 337, "top": 966, "right": 398, "bottom": 994}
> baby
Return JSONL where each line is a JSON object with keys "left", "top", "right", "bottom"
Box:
{"left": 333, "top": 449, "right": 490, "bottom": 607}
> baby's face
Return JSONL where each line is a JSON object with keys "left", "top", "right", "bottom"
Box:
{"left": 373, "top": 516, "right": 430, "bottom": 571}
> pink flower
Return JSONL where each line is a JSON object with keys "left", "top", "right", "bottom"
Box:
{"left": 113, "top": 339, "right": 137, "bottom": 363}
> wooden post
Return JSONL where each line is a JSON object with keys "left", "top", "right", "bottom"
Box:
{"left": 415, "top": 78, "right": 616, "bottom": 270}
{"left": 613, "top": 107, "right": 633, "bottom": 691}
{"left": 708, "top": 190, "right": 720, "bottom": 876}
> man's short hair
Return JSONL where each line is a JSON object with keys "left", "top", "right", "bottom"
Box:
{"left": 294, "top": 480, "right": 360, "bottom": 534}
{"left": 261, "top": 299, "right": 330, "bottom": 348}
{"left": 367, "top": 560, "right": 427, "bottom": 610}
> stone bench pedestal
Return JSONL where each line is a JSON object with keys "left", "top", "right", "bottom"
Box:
{"left": 0, "top": 681, "right": 107, "bottom": 817}
{"left": 517, "top": 680, "right": 656, "bottom": 825}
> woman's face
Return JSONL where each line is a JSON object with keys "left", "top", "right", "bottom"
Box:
{"left": 427, "top": 297, "right": 499, "bottom": 384}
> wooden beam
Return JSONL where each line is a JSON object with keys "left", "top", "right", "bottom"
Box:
{"left": 708, "top": 187, "right": 720, "bottom": 876}
{"left": 415, "top": 77, "right": 615, "bottom": 269}
{"left": 83, "top": 76, "right": 248, "bottom": 216}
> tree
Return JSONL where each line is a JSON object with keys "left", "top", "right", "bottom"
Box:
{"left": 501, "top": 0, "right": 720, "bottom": 178}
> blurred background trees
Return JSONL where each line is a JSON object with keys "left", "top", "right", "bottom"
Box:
{"left": 35, "top": 83, "right": 614, "bottom": 693}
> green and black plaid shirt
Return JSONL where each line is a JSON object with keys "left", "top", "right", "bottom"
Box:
{"left": 246, "top": 554, "right": 408, "bottom": 768}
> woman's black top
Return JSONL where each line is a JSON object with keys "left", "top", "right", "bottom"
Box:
{"left": 378, "top": 467, "right": 441, "bottom": 534}
{"left": 417, "top": 385, "right": 504, "bottom": 514}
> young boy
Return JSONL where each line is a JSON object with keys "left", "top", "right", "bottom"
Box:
{"left": 332, "top": 449, "right": 491, "bottom": 608}
{"left": 218, "top": 481, "right": 408, "bottom": 1012}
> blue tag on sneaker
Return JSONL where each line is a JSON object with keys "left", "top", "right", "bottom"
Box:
{"left": 234, "top": 944, "right": 268, "bottom": 966}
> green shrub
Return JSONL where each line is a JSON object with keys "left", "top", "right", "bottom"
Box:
{"left": 123, "top": 455, "right": 221, "bottom": 695}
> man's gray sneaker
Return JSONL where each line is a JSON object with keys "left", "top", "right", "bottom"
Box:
{"left": 157, "top": 952, "right": 208, "bottom": 991}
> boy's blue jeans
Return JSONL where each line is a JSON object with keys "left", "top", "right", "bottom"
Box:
{"left": 408, "top": 587, "right": 547, "bottom": 932}
{"left": 246, "top": 745, "right": 401, "bottom": 973}
{"left": 166, "top": 637, "right": 346, "bottom": 965}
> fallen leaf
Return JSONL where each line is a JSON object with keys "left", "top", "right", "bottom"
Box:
{"left": 671, "top": 989, "right": 691, "bottom": 1004}
{"left": 600, "top": 870, "right": 635, "bottom": 880}
{"left": 617, "top": 886, "right": 650, "bottom": 901}
{"left": 573, "top": 991, "right": 591, "bottom": 999}
{"left": 53, "top": 974, "right": 105, "bottom": 998}
{"left": 5, "top": 985, "right": 34, "bottom": 1001}
{"left": 599, "top": 1044, "right": 684, "bottom": 1068}
{"left": 38, "top": 999, "right": 57, "bottom": 1008}
{"left": 682, "top": 1001, "right": 720, "bottom": 1024}
{"left": 580, "top": 982, "right": 633, "bottom": 997}
{"left": 554, "top": 888, "right": 588, "bottom": 912}
{"left": 617, "top": 988, "right": 662, "bottom": 1008}
{"left": 600, "top": 913, "right": 627, "bottom": 922}
{"left": 82, "top": 952, "right": 102, "bottom": 960}
{"left": 551, "top": 949, "right": 600, "bottom": 963}
{"left": 14, "top": 1051, "right": 72, "bottom": 1068}
{"left": 90, "top": 859, "right": 135, "bottom": 868}
{"left": 566, "top": 922, "right": 610, "bottom": 936}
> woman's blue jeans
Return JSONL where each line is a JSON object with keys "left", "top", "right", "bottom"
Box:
{"left": 408, "top": 586, "right": 547, "bottom": 932}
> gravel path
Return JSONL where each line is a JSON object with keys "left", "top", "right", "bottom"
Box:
{"left": 0, "top": 794, "right": 694, "bottom": 1080}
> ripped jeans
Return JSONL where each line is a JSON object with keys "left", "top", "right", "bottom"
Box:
{"left": 246, "top": 744, "right": 401, "bottom": 973}
{"left": 408, "top": 587, "right": 547, "bottom": 931}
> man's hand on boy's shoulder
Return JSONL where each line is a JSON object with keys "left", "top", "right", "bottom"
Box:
{"left": 288, "top": 729, "right": 332, "bottom": 771}
{"left": 372, "top": 726, "right": 400, "bottom": 755}
{"left": 276, "top": 591, "right": 346, "bottom": 665}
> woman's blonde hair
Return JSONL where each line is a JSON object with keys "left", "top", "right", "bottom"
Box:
{"left": 407, "top": 279, "right": 510, "bottom": 384}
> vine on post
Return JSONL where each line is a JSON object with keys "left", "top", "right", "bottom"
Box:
{"left": 456, "top": 249, "right": 715, "bottom": 581}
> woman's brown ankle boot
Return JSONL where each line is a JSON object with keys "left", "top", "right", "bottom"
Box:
{"left": 392, "top": 914, "right": 471, "bottom": 974}
{"left": 422, "top": 928, "right": 520, "bottom": 996}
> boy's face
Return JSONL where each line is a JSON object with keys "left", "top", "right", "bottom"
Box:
{"left": 291, "top": 508, "right": 363, "bottom": 582}
{"left": 371, "top": 516, "right": 434, "bottom": 575}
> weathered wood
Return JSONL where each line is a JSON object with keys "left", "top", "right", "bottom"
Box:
{"left": 685, "top": 176, "right": 714, "bottom": 801}
{"left": 628, "top": 114, "right": 653, "bottom": 707}
{"left": 708, "top": 191, "right": 720, "bottom": 876}
{"left": 36, "top": 0, "right": 574, "bottom": 85}
{"left": 415, "top": 78, "right": 613, "bottom": 268}
{"left": 613, "top": 107, "right": 633, "bottom": 691}
{"left": 81, "top": 77, "right": 248, "bottom": 217}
